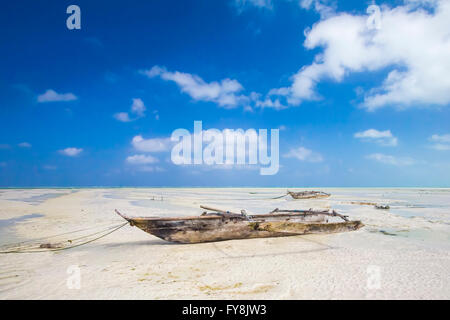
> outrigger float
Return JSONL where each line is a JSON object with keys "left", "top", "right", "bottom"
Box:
{"left": 116, "top": 205, "right": 363, "bottom": 244}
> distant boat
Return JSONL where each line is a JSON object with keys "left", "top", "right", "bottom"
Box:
{"left": 287, "top": 190, "right": 331, "bottom": 199}
{"left": 375, "top": 204, "right": 390, "bottom": 210}
{"left": 115, "top": 206, "right": 363, "bottom": 244}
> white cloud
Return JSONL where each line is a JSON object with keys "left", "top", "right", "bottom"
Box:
{"left": 142, "top": 67, "right": 292, "bottom": 111}
{"left": 234, "top": 0, "right": 273, "bottom": 11}
{"left": 136, "top": 166, "right": 165, "bottom": 172}
{"left": 126, "top": 154, "right": 159, "bottom": 165}
{"left": 234, "top": 0, "right": 335, "bottom": 15}
{"left": 131, "top": 135, "right": 171, "bottom": 152}
{"left": 366, "top": 153, "right": 415, "bottom": 166}
{"left": 59, "top": 147, "right": 83, "bottom": 157}
{"left": 114, "top": 98, "right": 147, "bottom": 122}
{"left": 299, "top": 0, "right": 336, "bottom": 18}
{"left": 37, "top": 89, "right": 77, "bottom": 103}
{"left": 141, "top": 66, "right": 247, "bottom": 109}
{"left": 431, "top": 144, "right": 450, "bottom": 151}
{"left": 113, "top": 112, "right": 132, "bottom": 122}
{"left": 131, "top": 98, "right": 146, "bottom": 117}
{"left": 255, "top": 97, "right": 287, "bottom": 110}
{"left": 18, "top": 142, "right": 32, "bottom": 148}
{"left": 270, "top": 0, "right": 450, "bottom": 110}
{"left": 354, "top": 129, "right": 398, "bottom": 146}
{"left": 284, "top": 146, "right": 323, "bottom": 162}
{"left": 429, "top": 134, "right": 450, "bottom": 150}
{"left": 430, "top": 134, "right": 450, "bottom": 143}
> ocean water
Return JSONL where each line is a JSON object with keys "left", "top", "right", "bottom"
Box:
{"left": 0, "top": 213, "right": 44, "bottom": 245}
{"left": 0, "top": 189, "right": 77, "bottom": 205}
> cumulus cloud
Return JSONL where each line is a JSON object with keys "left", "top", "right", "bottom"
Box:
{"left": 429, "top": 134, "right": 450, "bottom": 150}
{"left": 254, "top": 97, "right": 287, "bottom": 110}
{"left": 354, "top": 129, "right": 398, "bottom": 146}
{"left": 141, "top": 66, "right": 248, "bottom": 109}
{"left": 299, "top": 0, "right": 336, "bottom": 18}
{"left": 59, "top": 147, "right": 83, "bottom": 157}
{"left": 126, "top": 154, "right": 159, "bottom": 165}
{"left": 366, "top": 153, "right": 415, "bottom": 166}
{"left": 142, "top": 67, "right": 289, "bottom": 110}
{"left": 430, "top": 134, "right": 450, "bottom": 143}
{"left": 18, "top": 142, "right": 32, "bottom": 148}
{"left": 131, "top": 135, "right": 171, "bottom": 152}
{"left": 114, "top": 98, "right": 147, "bottom": 122}
{"left": 113, "top": 112, "right": 132, "bottom": 122}
{"left": 37, "top": 89, "right": 77, "bottom": 103}
{"left": 131, "top": 98, "right": 146, "bottom": 117}
{"left": 270, "top": 0, "right": 450, "bottom": 110}
{"left": 283, "top": 146, "right": 323, "bottom": 162}
{"left": 431, "top": 144, "right": 450, "bottom": 151}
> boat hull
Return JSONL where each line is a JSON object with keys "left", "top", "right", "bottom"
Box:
{"left": 117, "top": 211, "right": 363, "bottom": 244}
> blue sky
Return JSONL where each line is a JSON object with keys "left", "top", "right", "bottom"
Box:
{"left": 1, "top": 0, "right": 449, "bottom": 187}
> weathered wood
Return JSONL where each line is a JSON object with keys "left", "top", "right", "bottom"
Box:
{"left": 115, "top": 206, "right": 363, "bottom": 244}
{"left": 269, "top": 208, "right": 349, "bottom": 221}
{"left": 287, "top": 190, "right": 331, "bottom": 199}
{"left": 199, "top": 205, "right": 243, "bottom": 217}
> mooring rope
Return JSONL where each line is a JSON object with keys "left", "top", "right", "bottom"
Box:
{"left": 0, "top": 222, "right": 128, "bottom": 254}
{"left": 0, "top": 221, "right": 125, "bottom": 248}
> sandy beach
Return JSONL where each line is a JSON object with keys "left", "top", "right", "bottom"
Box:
{"left": 0, "top": 188, "right": 449, "bottom": 299}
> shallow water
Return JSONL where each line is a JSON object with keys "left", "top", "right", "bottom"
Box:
{"left": 0, "top": 190, "right": 77, "bottom": 205}
{"left": 0, "top": 213, "right": 44, "bottom": 244}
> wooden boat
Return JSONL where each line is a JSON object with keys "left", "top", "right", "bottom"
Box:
{"left": 287, "top": 190, "right": 330, "bottom": 199}
{"left": 115, "top": 206, "right": 363, "bottom": 244}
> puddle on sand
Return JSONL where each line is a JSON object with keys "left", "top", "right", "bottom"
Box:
{"left": 0, "top": 214, "right": 44, "bottom": 245}
{"left": 5, "top": 190, "right": 78, "bottom": 205}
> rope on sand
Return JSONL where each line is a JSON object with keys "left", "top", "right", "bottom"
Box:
{"left": 0, "top": 222, "right": 128, "bottom": 254}
{"left": 270, "top": 194, "right": 288, "bottom": 200}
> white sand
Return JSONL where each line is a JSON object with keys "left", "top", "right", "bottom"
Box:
{"left": 0, "top": 188, "right": 449, "bottom": 299}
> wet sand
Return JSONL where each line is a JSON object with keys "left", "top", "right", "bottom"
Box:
{"left": 0, "top": 188, "right": 449, "bottom": 299}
